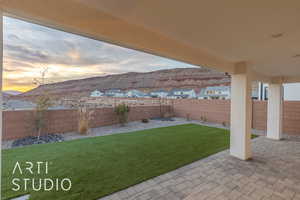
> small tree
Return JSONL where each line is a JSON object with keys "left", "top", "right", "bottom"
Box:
{"left": 33, "top": 67, "right": 52, "bottom": 139}
{"left": 115, "top": 103, "right": 130, "bottom": 126}
{"left": 34, "top": 95, "right": 52, "bottom": 139}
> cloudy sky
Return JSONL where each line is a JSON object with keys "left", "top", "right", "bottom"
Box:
{"left": 3, "top": 17, "right": 197, "bottom": 92}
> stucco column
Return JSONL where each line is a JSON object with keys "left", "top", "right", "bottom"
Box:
{"left": 0, "top": 11, "right": 3, "bottom": 189}
{"left": 0, "top": 12, "right": 3, "bottom": 142}
{"left": 267, "top": 84, "right": 283, "bottom": 140}
{"left": 230, "top": 71, "right": 252, "bottom": 160}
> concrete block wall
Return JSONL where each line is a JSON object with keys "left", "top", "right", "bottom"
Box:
{"left": 252, "top": 101, "right": 267, "bottom": 131}
{"left": 173, "top": 99, "right": 300, "bottom": 136}
{"left": 3, "top": 105, "right": 170, "bottom": 140}
{"left": 283, "top": 101, "right": 300, "bottom": 135}
{"left": 3, "top": 99, "right": 300, "bottom": 140}
{"left": 173, "top": 99, "right": 230, "bottom": 125}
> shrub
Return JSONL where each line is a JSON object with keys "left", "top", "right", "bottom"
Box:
{"left": 222, "top": 121, "right": 227, "bottom": 127}
{"left": 186, "top": 113, "right": 191, "bottom": 121}
{"left": 115, "top": 103, "right": 130, "bottom": 126}
{"left": 200, "top": 116, "right": 207, "bottom": 122}
{"left": 78, "top": 106, "right": 94, "bottom": 135}
{"left": 141, "top": 118, "right": 149, "bottom": 123}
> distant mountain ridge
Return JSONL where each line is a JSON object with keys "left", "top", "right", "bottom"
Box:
{"left": 18, "top": 68, "right": 230, "bottom": 99}
{"left": 3, "top": 90, "right": 23, "bottom": 101}
{"left": 3, "top": 90, "right": 23, "bottom": 96}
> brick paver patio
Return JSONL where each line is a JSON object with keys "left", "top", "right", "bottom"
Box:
{"left": 100, "top": 137, "right": 300, "bottom": 200}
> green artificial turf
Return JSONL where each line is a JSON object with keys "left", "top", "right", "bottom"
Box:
{"left": 2, "top": 124, "right": 236, "bottom": 200}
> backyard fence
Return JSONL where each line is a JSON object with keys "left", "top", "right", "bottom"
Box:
{"left": 3, "top": 99, "right": 300, "bottom": 140}
{"left": 173, "top": 99, "right": 300, "bottom": 136}
{"left": 3, "top": 105, "right": 172, "bottom": 140}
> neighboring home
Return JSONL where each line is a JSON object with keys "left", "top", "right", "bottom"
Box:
{"left": 150, "top": 89, "right": 169, "bottom": 98}
{"left": 3, "top": 99, "right": 36, "bottom": 110}
{"left": 104, "top": 89, "right": 126, "bottom": 97}
{"left": 255, "top": 82, "right": 268, "bottom": 100}
{"left": 168, "top": 89, "right": 196, "bottom": 99}
{"left": 3, "top": 99, "right": 68, "bottom": 111}
{"left": 197, "top": 89, "right": 206, "bottom": 99}
{"left": 283, "top": 83, "right": 300, "bottom": 100}
{"left": 257, "top": 82, "right": 300, "bottom": 101}
{"left": 126, "top": 89, "right": 148, "bottom": 98}
{"left": 198, "top": 86, "right": 230, "bottom": 100}
{"left": 90, "top": 90, "right": 104, "bottom": 97}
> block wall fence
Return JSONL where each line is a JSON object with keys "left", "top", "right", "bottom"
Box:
{"left": 3, "top": 100, "right": 300, "bottom": 140}
{"left": 3, "top": 105, "right": 171, "bottom": 140}
{"left": 173, "top": 99, "right": 300, "bottom": 136}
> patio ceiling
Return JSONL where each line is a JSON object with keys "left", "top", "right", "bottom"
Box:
{"left": 1, "top": 0, "right": 300, "bottom": 82}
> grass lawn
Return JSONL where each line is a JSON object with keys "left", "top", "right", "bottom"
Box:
{"left": 2, "top": 124, "right": 237, "bottom": 200}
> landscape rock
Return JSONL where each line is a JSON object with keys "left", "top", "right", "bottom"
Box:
{"left": 12, "top": 134, "right": 64, "bottom": 148}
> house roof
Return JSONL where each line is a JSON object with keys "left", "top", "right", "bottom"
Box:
{"left": 198, "top": 89, "right": 206, "bottom": 96}
{"left": 205, "top": 94, "right": 229, "bottom": 97}
{"left": 205, "top": 86, "right": 230, "bottom": 91}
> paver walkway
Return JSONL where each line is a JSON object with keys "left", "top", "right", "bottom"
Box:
{"left": 100, "top": 137, "right": 300, "bottom": 200}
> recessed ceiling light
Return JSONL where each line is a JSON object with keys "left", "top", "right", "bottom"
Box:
{"left": 271, "top": 33, "right": 284, "bottom": 38}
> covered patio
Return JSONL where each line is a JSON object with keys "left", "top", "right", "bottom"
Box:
{"left": 1, "top": 0, "right": 300, "bottom": 199}
{"left": 1, "top": 0, "right": 300, "bottom": 160}
{"left": 100, "top": 137, "right": 300, "bottom": 200}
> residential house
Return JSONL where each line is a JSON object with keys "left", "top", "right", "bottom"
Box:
{"left": 104, "top": 89, "right": 126, "bottom": 97}
{"left": 168, "top": 89, "right": 196, "bottom": 99}
{"left": 255, "top": 82, "right": 268, "bottom": 101}
{"left": 126, "top": 89, "right": 148, "bottom": 98}
{"left": 90, "top": 90, "right": 104, "bottom": 97}
{"left": 283, "top": 83, "right": 300, "bottom": 101}
{"left": 256, "top": 82, "right": 300, "bottom": 101}
{"left": 199, "top": 86, "right": 230, "bottom": 100}
{"left": 197, "top": 89, "right": 206, "bottom": 99}
{"left": 150, "top": 89, "right": 169, "bottom": 98}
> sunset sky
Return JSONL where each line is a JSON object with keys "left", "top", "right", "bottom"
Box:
{"left": 3, "top": 17, "right": 197, "bottom": 92}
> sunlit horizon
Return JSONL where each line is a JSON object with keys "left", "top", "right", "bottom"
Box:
{"left": 3, "top": 17, "right": 198, "bottom": 93}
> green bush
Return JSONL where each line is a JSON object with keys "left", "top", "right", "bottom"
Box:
{"left": 115, "top": 103, "right": 130, "bottom": 126}
{"left": 141, "top": 118, "right": 149, "bottom": 123}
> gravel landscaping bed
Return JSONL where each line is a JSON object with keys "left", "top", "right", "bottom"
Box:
{"left": 11, "top": 134, "right": 64, "bottom": 148}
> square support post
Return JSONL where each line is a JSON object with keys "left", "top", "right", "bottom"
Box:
{"left": 0, "top": 10, "right": 3, "bottom": 193}
{"left": 267, "top": 84, "right": 283, "bottom": 140}
{"left": 230, "top": 70, "right": 252, "bottom": 160}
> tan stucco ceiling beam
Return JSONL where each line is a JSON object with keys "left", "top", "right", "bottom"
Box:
{"left": 231, "top": 61, "right": 271, "bottom": 83}
{"left": 272, "top": 76, "right": 300, "bottom": 84}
